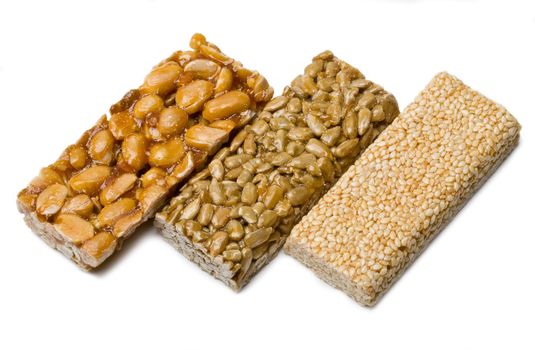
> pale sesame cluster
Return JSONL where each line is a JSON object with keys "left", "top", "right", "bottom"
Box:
{"left": 285, "top": 72, "right": 521, "bottom": 306}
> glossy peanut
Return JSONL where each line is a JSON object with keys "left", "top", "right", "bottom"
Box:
{"left": 96, "top": 198, "right": 136, "bottom": 228}
{"left": 142, "top": 62, "right": 181, "bottom": 95}
{"left": 214, "top": 67, "right": 233, "bottom": 93}
{"left": 60, "top": 194, "right": 94, "bottom": 218}
{"left": 133, "top": 94, "right": 164, "bottom": 120}
{"left": 175, "top": 80, "right": 214, "bottom": 114}
{"left": 54, "top": 214, "right": 95, "bottom": 244}
{"left": 109, "top": 111, "right": 137, "bottom": 140}
{"left": 121, "top": 133, "right": 148, "bottom": 171}
{"left": 184, "top": 59, "right": 220, "bottom": 79}
{"left": 148, "top": 138, "right": 185, "bottom": 168}
{"left": 68, "top": 165, "right": 111, "bottom": 195}
{"left": 184, "top": 125, "right": 228, "bottom": 155}
{"left": 202, "top": 91, "right": 250, "bottom": 122}
{"left": 36, "top": 184, "right": 68, "bottom": 216}
{"left": 30, "top": 167, "right": 63, "bottom": 191}
{"left": 68, "top": 146, "right": 88, "bottom": 170}
{"left": 99, "top": 173, "right": 137, "bottom": 206}
{"left": 89, "top": 129, "right": 115, "bottom": 165}
{"left": 157, "top": 106, "right": 188, "bottom": 137}
{"left": 81, "top": 232, "right": 117, "bottom": 259}
{"left": 141, "top": 167, "right": 166, "bottom": 188}
{"left": 170, "top": 151, "right": 195, "bottom": 181}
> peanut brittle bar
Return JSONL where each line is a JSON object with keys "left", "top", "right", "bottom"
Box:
{"left": 17, "top": 33, "right": 273, "bottom": 270}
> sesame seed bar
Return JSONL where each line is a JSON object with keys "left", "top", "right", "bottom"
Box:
{"left": 285, "top": 72, "right": 521, "bottom": 306}
{"left": 155, "top": 51, "right": 399, "bottom": 290}
{"left": 16, "top": 33, "right": 273, "bottom": 270}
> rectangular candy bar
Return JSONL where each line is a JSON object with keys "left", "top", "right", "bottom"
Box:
{"left": 17, "top": 33, "right": 273, "bottom": 270}
{"left": 285, "top": 72, "right": 521, "bottom": 306}
{"left": 155, "top": 51, "right": 400, "bottom": 290}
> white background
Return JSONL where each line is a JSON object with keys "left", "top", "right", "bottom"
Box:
{"left": 1, "top": 0, "right": 533, "bottom": 349}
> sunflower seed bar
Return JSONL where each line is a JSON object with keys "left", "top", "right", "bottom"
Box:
{"left": 155, "top": 52, "right": 399, "bottom": 290}
{"left": 285, "top": 72, "right": 521, "bottom": 306}
{"left": 17, "top": 33, "right": 273, "bottom": 270}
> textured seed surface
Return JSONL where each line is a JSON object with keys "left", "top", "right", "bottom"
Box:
{"left": 157, "top": 52, "right": 399, "bottom": 288}
{"left": 209, "top": 231, "right": 229, "bottom": 256}
{"left": 244, "top": 228, "right": 271, "bottom": 248}
{"left": 285, "top": 72, "right": 521, "bottom": 306}
{"left": 17, "top": 33, "right": 273, "bottom": 269}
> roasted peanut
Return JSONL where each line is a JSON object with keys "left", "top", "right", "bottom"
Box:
{"left": 89, "top": 129, "right": 115, "bottom": 165}
{"left": 109, "top": 111, "right": 137, "bottom": 140}
{"left": 170, "top": 151, "right": 195, "bottom": 181}
{"left": 175, "top": 80, "right": 214, "bottom": 114}
{"left": 184, "top": 125, "right": 228, "bottom": 155}
{"left": 96, "top": 198, "right": 136, "bottom": 228}
{"left": 214, "top": 67, "right": 233, "bottom": 93}
{"left": 99, "top": 173, "right": 137, "bottom": 206}
{"left": 199, "top": 44, "right": 233, "bottom": 65}
{"left": 202, "top": 91, "right": 250, "bottom": 122}
{"left": 121, "top": 133, "right": 148, "bottom": 171}
{"left": 81, "top": 232, "right": 116, "bottom": 259}
{"left": 148, "top": 138, "right": 185, "bottom": 168}
{"left": 54, "top": 214, "right": 95, "bottom": 244}
{"left": 69, "top": 165, "right": 111, "bottom": 195}
{"left": 189, "top": 33, "right": 207, "bottom": 50}
{"left": 60, "top": 194, "right": 94, "bottom": 218}
{"left": 133, "top": 185, "right": 163, "bottom": 212}
{"left": 68, "top": 145, "right": 88, "bottom": 170}
{"left": 133, "top": 94, "right": 164, "bottom": 120}
{"left": 157, "top": 107, "right": 188, "bottom": 137}
{"left": 142, "top": 61, "right": 182, "bottom": 95}
{"left": 113, "top": 210, "right": 143, "bottom": 237}
{"left": 30, "top": 167, "right": 63, "bottom": 191}
{"left": 209, "top": 120, "right": 235, "bottom": 133}
{"left": 184, "top": 59, "right": 220, "bottom": 79}
{"left": 36, "top": 184, "right": 68, "bottom": 216}
{"left": 140, "top": 167, "right": 166, "bottom": 188}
